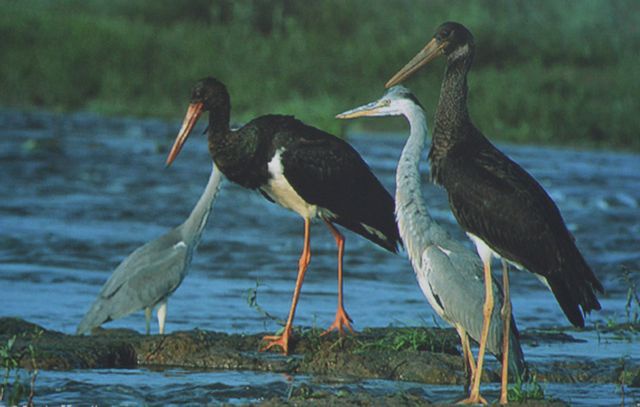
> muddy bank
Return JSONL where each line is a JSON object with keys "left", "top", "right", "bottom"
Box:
{"left": 2, "top": 318, "right": 637, "bottom": 386}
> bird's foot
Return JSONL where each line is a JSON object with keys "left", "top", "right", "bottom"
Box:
{"left": 457, "top": 393, "right": 488, "bottom": 405}
{"left": 260, "top": 327, "right": 293, "bottom": 355}
{"left": 321, "top": 307, "right": 354, "bottom": 336}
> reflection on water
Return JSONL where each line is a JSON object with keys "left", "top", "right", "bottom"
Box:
{"left": 0, "top": 110, "right": 639, "bottom": 404}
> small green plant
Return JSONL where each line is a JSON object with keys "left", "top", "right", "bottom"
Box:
{"left": 0, "top": 328, "right": 42, "bottom": 406}
{"left": 507, "top": 373, "right": 545, "bottom": 402}
{"left": 355, "top": 327, "right": 452, "bottom": 354}
{"left": 389, "top": 328, "right": 432, "bottom": 351}
{"left": 245, "top": 280, "right": 286, "bottom": 327}
{"left": 622, "top": 267, "right": 640, "bottom": 324}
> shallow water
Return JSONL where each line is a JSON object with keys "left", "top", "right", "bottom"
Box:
{"left": 0, "top": 110, "right": 639, "bottom": 405}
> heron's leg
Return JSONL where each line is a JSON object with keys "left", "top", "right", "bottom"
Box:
{"left": 321, "top": 220, "right": 354, "bottom": 336}
{"left": 144, "top": 307, "right": 152, "bottom": 335}
{"left": 456, "top": 326, "right": 475, "bottom": 394}
{"left": 157, "top": 300, "right": 168, "bottom": 335}
{"left": 460, "top": 258, "right": 492, "bottom": 405}
{"left": 261, "top": 218, "right": 312, "bottom": 355}
{"left": 500, "top": 260, "right": 512, "bottom": 405}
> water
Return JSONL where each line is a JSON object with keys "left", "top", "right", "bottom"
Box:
{"left": 0, "top": 110, "right": 638, "bottom": 405}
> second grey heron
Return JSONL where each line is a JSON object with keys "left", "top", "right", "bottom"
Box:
{"left": 77, "top": 164, "right": 223, "bottom": 335}
{"left": 337, "top": 86, "right": 526, "bottom": 403}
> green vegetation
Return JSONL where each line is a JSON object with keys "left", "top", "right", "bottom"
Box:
{"left": 245, "top": 279, "right": 286, "bottom": 327}
{"left": 0, "top": 328, "right": 42, "bottom": 406}
{"left": 508, "top": 373, "right": 545, "bottom": 402}
{"left": 354, "top": 327, "right": 454, "bottom": 354}
{"left": 622, "top": 267, "right": 640, "bottom": 324}
{"left": 2, "top": 0, "right": 639, "bottom": 149}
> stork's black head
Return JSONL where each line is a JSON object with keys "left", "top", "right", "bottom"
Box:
{"left": 433, "top": 22, "right": 475, "bottom": 62}
{"left": 191, "top": 77, "right": 230, "bottom": 112}
{"left": 166, "top": 77, "right": 230, "bottom": 166}
{"left": 386, "top": 21, "right": 475, "bottom": 88}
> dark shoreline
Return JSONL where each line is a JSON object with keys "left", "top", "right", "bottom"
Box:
{"left": 1, "top": 317, "right": 638, "bottom": 405}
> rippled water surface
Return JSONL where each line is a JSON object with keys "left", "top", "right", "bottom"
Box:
{"left": 1, "top": 110, "right": 638, "bottom": 405}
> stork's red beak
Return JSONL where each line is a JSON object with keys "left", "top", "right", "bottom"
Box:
{"left": 166, "top": 102, "right": 204, "bottom": 166}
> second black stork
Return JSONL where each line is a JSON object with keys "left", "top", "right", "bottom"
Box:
{"left": 166, "top": 77, "right": 401, "bottom": 355}
{"left": 386, "top": 22, "right": 603, "bottom": 404}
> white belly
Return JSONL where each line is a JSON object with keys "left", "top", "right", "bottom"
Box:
{"left": 262, "top": 149, "right": 319, "bottom": 219}
{"left": 467, "top": 232, "right": 529, "bottom": 272}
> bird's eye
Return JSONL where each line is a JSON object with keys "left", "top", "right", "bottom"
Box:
{"left": 441, "top": 28, "right": 451, "bottom": 38}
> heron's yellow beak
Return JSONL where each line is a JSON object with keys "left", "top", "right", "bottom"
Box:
{"left": 166, "top": 102, "right": 204, "bottom": 167}
{"left": 385, "top": 38, "right": 444, "bottom": 88}
{"left": 336, "top": 100, "right": 385, "bottom": 119}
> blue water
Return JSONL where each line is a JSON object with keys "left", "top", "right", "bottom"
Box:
{"left": 0, "top": 110, "right": 638, "bottom": 405}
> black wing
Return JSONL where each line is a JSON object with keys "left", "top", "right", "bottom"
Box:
{"left": 440, "top": 136, "right": 602, "bottom": 326}
{"left": 273, "top": 120, "right": 400, "bottom": 252}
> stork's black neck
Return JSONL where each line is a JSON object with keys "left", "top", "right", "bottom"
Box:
{"left": 206, "top": 102, "right": 231, "bottom": 139}
{"left": 206, "top": 99, "right": 234, "bottom": 161}
{"left": 433, "top": 55, "right": 473, "bottom": 144}
{"left": 204, "top": 99, "right": 266, "bottom": 189}
{"left": 428, "top": 51, "right": 479, "bottom": 184}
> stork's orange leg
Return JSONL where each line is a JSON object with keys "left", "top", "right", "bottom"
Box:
{"left": 260, "top": 218, "right": 312, "bottom": 355}
{"left": 321, "top": 220, "right": 354, "bottom": 336}
{"left": 500, "top": 260, "right": 512, "bottom": 405}
{"left": 459, "top": 258, "right": 493, "bottom": 405}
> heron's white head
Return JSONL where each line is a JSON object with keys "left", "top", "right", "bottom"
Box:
{"left": 336, "top": 86, "right": 423, "bottom": 120}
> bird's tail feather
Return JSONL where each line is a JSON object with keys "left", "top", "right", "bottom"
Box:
{"left": 547, "top": 274, "right": 588, "bottom": 327}
{"left": 76, "top": 301, "right": 110, "bottom": 335}
{"left": 547, "top": 265, "right": 602, "bottom": 328}
{"left": 334, "top": 217, "right": 402, "bottom": 253}
{"left": 575, "top": 255, "right": 604, "bottom": 313}
{"left": 507, "top": 315, "right": 528, "bottom": 381}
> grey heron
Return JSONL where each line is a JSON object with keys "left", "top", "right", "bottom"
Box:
{"left": 385, "top": 22, "right": 602, "bottom": 404}
{"left": 337, "top": 86, "right": 526, "bottom": 403}
{"left": 76, "top": 163, "right": 223, "bottom": 335}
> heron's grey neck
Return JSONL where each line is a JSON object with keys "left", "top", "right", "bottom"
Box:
{"left": 395, "top": 105, "right": 440, "bottom": 258}
{"left": 181, "top": 163, "right": 223, "bottom": 243}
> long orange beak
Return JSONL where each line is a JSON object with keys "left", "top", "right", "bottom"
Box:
{"left": 385, "top": 37, "right": 445, "bottom": 88}
{"left": 166, "top": 102, "right": 204, "bottom": 167}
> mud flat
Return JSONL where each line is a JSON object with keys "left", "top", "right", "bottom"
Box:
{"left": 1, "top": 317, "right": 637, "bottom": 405}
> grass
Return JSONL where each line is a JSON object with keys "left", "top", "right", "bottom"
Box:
{"left": 0, "top": 328, "right": 42, "bottom": 406}
{"left": 622, "top": 267, "right": 640, "bottom": 325}
{"left": 354, "top": 327, "right": 454, "bottom": 354}
{"left": 245, "top": 279, "right": 286, "bottom": 328}
{"left": 507, "top": 373, "right": 545, "bottom": 403}
{"left": 1, "top": 0, "right": 639, "bottom": 149}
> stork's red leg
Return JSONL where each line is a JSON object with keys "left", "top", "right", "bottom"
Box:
{"left": 260, "top": 218, "right": 311, "bottom": 355}
{"left": 321, "top": 220, "right": 354, "bottom": 336}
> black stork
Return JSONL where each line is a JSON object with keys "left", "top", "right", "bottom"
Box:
{"left": 386, "top": 22, "right": 603, "bottom": 404}
{"left": 166, "top": 77, "right": 401, "bottom": 355}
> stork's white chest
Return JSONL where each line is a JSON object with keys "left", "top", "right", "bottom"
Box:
{"left": 261, "top": 149, "right": 319, "bottom": 219}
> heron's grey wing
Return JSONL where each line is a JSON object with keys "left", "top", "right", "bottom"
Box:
{"left": 421, "top": 241, "right": 506, "bottom": 355}
{"left": 422, "top": 241, "right": 527, "bottom": 377}
{"left": 76, "top": 229, "right": 189, "bottom": 334}
{"left": 98, "top": 228, "right": 183, "bottom": 298}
